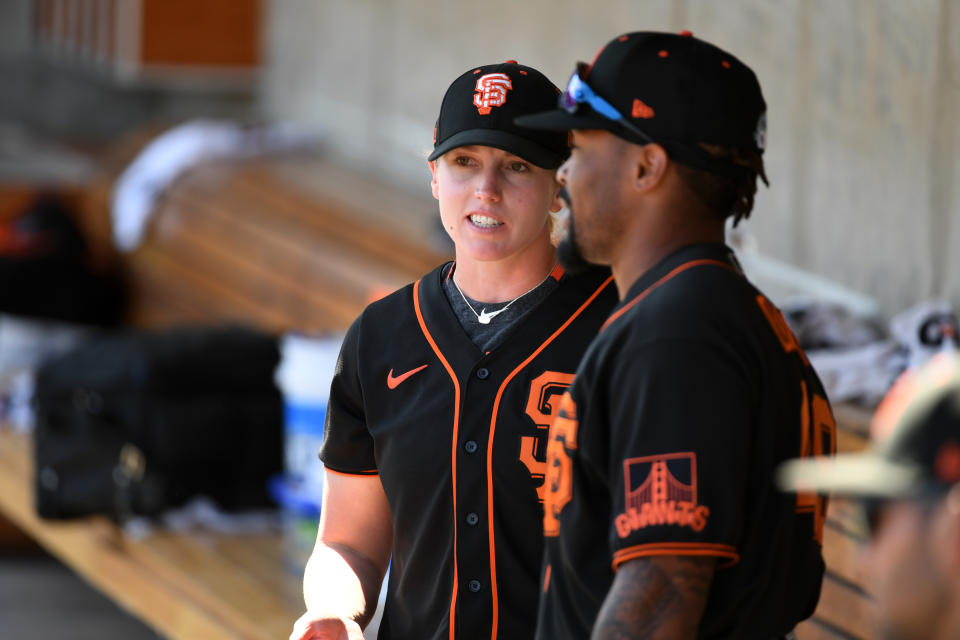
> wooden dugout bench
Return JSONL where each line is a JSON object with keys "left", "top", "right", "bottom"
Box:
{"left": 0, "top": 147, "right": 448, "bottom": 639}
{"left": 0, "top": 144, "right": 877, "bottom": 638}
{"left": 0, "top": 410, "right": 878, "bottom": 640}
{"left": 796, "top": 403, "right": 879, "bottom": 640}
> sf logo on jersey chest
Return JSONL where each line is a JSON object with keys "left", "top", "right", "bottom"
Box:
{"left": 519, "top": 371, "right": 575, "bottom": 503}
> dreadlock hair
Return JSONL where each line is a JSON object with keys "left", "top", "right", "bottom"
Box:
{"left": 674, "top": 144, "right": 769, "bottom": 227}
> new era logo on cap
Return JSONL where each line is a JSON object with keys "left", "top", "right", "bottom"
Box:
{"left": 428, "top": 60, "right": 569, "bottom": 170}
{"left": 631, "top": 99, "right": 655, "bottom": 119}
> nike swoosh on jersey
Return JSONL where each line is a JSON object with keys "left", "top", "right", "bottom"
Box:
{"left": 386, "top": 364, "right": 429, "bottom": 389}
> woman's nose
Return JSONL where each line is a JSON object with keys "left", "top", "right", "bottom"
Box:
{"left": 474, "top": 169, "right": 501, "bottom": 202}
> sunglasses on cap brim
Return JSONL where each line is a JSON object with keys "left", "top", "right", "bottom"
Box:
{"left": 559, "top": 62, "right": 655, "bottom": 145}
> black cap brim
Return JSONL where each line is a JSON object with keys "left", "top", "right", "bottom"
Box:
{"left": 519, "top": 108, "right": 752, "bottom": 178}
{"left": 427, "top": 129, "right": 566, "bottom": 170}
{"left": 515, "top": 109, "right": 619, "bottom": 134}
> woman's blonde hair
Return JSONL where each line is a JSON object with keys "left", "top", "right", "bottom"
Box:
{"left": 548, "top": 207, "right": 566, "bottom": 246}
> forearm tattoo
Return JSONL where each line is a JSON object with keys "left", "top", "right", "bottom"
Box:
{"left": 591, "top": 555, "right": 715, "bottom": 640}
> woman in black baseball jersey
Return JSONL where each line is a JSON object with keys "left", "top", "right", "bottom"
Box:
{"left": 289, "top": 62, "right": 616, "bottom": 640}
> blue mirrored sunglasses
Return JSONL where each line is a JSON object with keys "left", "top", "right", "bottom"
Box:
{"left": 559, "top": 67, "right": 654, "bottom": 144}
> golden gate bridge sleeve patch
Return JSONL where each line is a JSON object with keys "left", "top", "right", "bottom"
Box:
{"left": 614, "top": 452, "right": 710, "bottom": 537}
{"left": 610, "top": 450, "right": 739, "bottom": 570}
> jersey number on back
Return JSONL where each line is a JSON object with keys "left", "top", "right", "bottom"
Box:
{"left": 757, "top": 294, "right": 836, "bottom": 544}
{"left": 797, "top": 380, "right": 835, "bottom": 543}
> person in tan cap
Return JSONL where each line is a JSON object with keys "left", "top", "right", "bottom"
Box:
{"left": 780, "top": 353, "right": 960, "bottom": 640}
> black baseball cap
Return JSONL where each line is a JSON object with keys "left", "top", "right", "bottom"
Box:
{"left": 428, "top": 60, "right": 569, "bottom": 170}
{"left": 778, "top": 355, "right": 960, "bottom": 499}
{"left": 516, "top": 31, "right": 767, "bottom": 176}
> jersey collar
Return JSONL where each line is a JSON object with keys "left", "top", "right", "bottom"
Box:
{"left": 622, "top": 242, "right": 742, "bottom": 302}
{"left": 600, "top": 243, "right": 743, "bottom": 333}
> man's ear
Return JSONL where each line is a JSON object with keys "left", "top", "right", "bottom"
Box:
{"left": 549, "top": 181, "right": 565, "bottom": 213}
{"left": 428, "top": 160, "right": 440, "bottom": 200}
{"left": 634, "top": 143, "right": 669, "bottom": 192}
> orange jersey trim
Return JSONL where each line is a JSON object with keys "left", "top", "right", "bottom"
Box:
{"left": 600, "top": 259, "right": 738, "bottom": 332}
{"left": 485, "top": 274, "right": 615, "bottom": 640}
{"left": 549, "top": 262, "right": 565, "bottom": 281}
{"left": 413, "top": 278, "right": 462, "bottom": 640}
{"left": 324, "top": 467, "right": 378, "bottom": 477}
{"left": 612, "top": 542, "right": 740, "bottom": 570}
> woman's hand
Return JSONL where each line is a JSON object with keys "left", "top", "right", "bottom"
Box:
{"left": 289, "top": 612, "right": 365, "bottom": 640}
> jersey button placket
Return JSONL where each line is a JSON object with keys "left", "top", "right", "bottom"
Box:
{"left": 460, "top": 365, "right": 492, "bottom": 620}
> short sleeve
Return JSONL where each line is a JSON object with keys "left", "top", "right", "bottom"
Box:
{"left": 319, "top": 315, "right": 378, "bottom": 475}
{"left": 602, "top": 338, "right": 755, "bottom": 569}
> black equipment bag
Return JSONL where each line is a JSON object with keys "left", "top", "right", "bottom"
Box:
{"left": 33, "top": 326, "right": 284, "bottom": 519}
{"left": 0, "top": 194, "right": 124, "bottom": 326}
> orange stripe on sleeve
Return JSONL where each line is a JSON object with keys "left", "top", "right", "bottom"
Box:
{"left": 612, "top": 542, "right": 740, "bottom": 570}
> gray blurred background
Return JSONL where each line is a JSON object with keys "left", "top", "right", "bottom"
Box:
{"left": 1, "top": 0, "right": 957, "bottom": 320}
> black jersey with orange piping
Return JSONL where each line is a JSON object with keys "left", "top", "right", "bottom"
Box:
{"left": 320, "top": 262, "right": 616, "bottom": 640}
{"left": 535, "top": 243, "right": 835, "bottom": 639}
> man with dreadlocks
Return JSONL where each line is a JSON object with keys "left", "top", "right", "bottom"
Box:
{"left": 517, "top": 31, "right": 835, "bottom": 639}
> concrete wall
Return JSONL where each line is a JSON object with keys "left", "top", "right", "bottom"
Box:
{"left": 0, "top": 0, "right": 33, "bottom": 58}
{"left": 261, "top": 0, "right": 960, "bottom": 320}
{"left": 0, "top": 1, "right": 257, "bottom": 145}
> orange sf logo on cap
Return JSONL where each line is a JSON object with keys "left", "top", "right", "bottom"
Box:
{"left": 474, "top": 73, "right": 513, "bottom": 115}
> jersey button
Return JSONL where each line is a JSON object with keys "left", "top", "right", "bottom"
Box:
{"left": 468, "top": 579, "right": 482, "bottom": 593}
{"left": 464, "top": 440, "right": 478, "bottom": 454}
{"left": 466, "top": 512, "right": 479, "bottom": 526}
{"left": 476, "top": 367, "right": 489, "bottom": 380}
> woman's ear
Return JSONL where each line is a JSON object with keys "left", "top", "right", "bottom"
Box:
{"left": 429, "top": 160, "right": 440, "bottom": 200}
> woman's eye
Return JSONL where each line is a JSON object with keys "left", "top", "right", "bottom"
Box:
{"left": 454, "top": 156, "right": 475, "bottom": 166}
{"left": 507, "top": 161, "right": 528, "bottom": 172}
